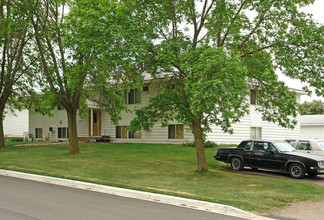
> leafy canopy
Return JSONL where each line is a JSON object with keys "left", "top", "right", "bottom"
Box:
{"left": 127, "top": 0, "right": 320, "bottom": 135}
{"left": 301, "top": 100, "right": 324, "bottom": 115}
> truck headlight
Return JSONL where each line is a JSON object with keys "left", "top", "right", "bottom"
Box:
{"left": 318, "top": 161, "right": 324, "bottom": 166}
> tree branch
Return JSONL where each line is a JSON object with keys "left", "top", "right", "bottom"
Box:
{"left": 238, "top": 0, "right": 275, "bottom": 50}
{"left": 30, "top": 17, "right": 65, "bottom": 106}
{"left": 220, "top": 0, "right": 248, "bottom": 47}
{"left": 193, "top": 0, "right": 215, "bottom": 48}
{"left": 241, "top": 44, "right": 273, "bottom": 57}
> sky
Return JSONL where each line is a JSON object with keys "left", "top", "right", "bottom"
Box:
{"left": 280, "top": 0, "right": 323, "bottom": 102}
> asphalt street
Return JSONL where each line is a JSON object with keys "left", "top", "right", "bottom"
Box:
{"left": 0, "top": 175, "right": 246, "bottom": 220}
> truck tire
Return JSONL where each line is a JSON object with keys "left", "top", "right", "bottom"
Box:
{"left": 230, "top": 157, "right": 244, "bottom": 171}
{"left": 288, "top": 163, "right": 305, "bottom": 179}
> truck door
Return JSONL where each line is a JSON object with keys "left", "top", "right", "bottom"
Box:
{"left": 250, "top": 141, "right": 284, "bottom": 170}
{"left": 295, "top": 140, "right": 312, "bottom": 154}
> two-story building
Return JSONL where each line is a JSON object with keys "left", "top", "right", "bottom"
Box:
{"left": 29, "top": 85, "right": 303, "bottom": 144}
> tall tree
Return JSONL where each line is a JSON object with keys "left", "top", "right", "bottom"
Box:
{"left": 301, "top": 100, "right": 324, "bottom": 115}
{"left": 127, "top": 0, "right": 321, "bottom": 171}
{"left": 26, "top": 0, "right": 143, "bottom": 153}
{"left": 0, "top": 0, "right": 36, "bottom": 149}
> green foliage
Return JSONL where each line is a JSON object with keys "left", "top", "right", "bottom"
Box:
{"left": 5, "top": 137, "right": 24, "bottom": 142}
{"left": 128, "top": 0, "right": 314, "bottom": 134}
{"left": 0, "top": 0, "right": 39, "bottom": 149}
{"left": 125, "top": 0, "right": 320, "bottom": 170}
{"left": 301, "top": 100, "right": 324, "bottom": 115}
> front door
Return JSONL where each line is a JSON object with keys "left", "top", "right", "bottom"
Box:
{"left": 89, "top": 110, "right": 101, "bottom": 136}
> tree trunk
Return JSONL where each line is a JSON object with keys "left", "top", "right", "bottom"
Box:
{"left": 0, "top": 110, "right": 5, "bottom": 149}
{"left": 192, "top": 117, "right": 208, "bottom": 171}
{"left": 67, "top": 108, "right": 80, "bottom": 154}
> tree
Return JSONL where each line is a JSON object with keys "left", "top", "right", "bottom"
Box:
{"left": 26, "top": 0, "right": 143, "bottom": 154}
{"left": 127, "top": 0, "right": 321, "bottom": 171}
{"left": 0, "top": 0, "right": 36, "bottom": 149}
{"left": 301, "top": 100, "right": 324, "bottom": 115}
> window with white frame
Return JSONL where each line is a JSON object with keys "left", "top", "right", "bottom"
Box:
{"left": 124, "top": 89, "right": 141, "bottom": 104}
{"left": 35, "top": 128, "right": 42, "bottom": 138}
{"left": 250, "top": 127, "right": 262, "bottom": 139}
{"left": 168, "top": 124, "right": 184, "bottom": 139}
{"left": 58, "top": 127, "right": 69, "bottom": 138}
{"left": 116, "top": 126, "right": 140, "bottom": 139}
{"left": 250, "top": 89, "right": 257, "bottom": 105}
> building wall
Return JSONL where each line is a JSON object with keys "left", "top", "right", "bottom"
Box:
{"left": 29, "top": 109, "right": 69, "bottom": 141}
{"left": 3, "top": 110, "right": 29, "bottom": 137}
{"left": 206, "top": 105, "right": 301, "bottom": 145}
{"left": 28, "top": 87, "right": 301, "bottom": 144}
{"left": 301, "top": 125, "right": 324, "bottom": 139}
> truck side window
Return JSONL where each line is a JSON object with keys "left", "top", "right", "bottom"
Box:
{"left": 237, "top": 141, "right": 252, "bottom": 150}
{"left": 244, "top": 142, "right": 252, "bottom": 150}
{"left": 253, "top": 142, "right": 266, "bottom": 152}
{"left": 296, "top": 141, "right": 311, "bottom": 150}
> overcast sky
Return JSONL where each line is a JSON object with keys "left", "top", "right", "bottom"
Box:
{"left": 280, "top": 0, "right": 323, "bottom": 102}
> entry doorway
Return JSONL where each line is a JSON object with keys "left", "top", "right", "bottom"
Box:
{"left": 89, "top": 109, "right": 101, "bottom": 136}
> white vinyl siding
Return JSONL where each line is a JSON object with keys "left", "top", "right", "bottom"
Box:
{"left": 29, "top": 86, "right": 302, "bottom": 145}
{"left": 301, "top": 126, "right": 324, "bottom": 139}
{"left": 4, "top": 110, "right": 28, "bottom": 137}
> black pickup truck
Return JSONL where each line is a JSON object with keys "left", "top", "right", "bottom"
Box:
{"left": 214, "top": 140, "right": 324, "bottom": 179}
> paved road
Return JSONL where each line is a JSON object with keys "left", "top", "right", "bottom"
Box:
{"left": 0, "top": 175, "right": 245, "bottom": 220}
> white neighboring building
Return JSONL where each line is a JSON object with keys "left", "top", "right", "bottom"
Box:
{"left": 3, "top": 109, "right": 29, "bottom": 137}
{"left": 300, "top": 115, "right": 324, "bottom": 139}
{"left": 29, "top": 85, "right": 303, "bottom": 144}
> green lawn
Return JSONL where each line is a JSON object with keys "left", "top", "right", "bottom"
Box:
{"left": 1, "top": 142, "right": 324, "bottom": 214}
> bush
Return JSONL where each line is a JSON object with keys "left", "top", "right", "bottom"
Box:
{"left": 5, "top": 137, "right": 24, "bottom": 142}
{"left": 204, "top": 140, "right": 217, "bottom": 148}
{"left": 183, "top": 140, "right": 218, "bottom": 148}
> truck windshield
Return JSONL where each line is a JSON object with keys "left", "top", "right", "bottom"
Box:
{"left": 317, "top": 141, "right": 324, "bottom": 150}
{"left": 273, "top": 142, "right": 296, "bottom": 152}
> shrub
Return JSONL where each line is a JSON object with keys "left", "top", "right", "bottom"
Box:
{"left": 183, "top": 140, "right": 218, "bottom": 148}
{"left": 204, "top": 140, "right": 217, "bottom": 148}
{"left": 5, "top": 137, "right": 24, "bottom": 142}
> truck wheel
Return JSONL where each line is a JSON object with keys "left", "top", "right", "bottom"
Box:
{"left": 230, "top": 157, "right": 244, "bottom": 171}
{"left": 288, "top": 163, "right": 305, "bottom": 179}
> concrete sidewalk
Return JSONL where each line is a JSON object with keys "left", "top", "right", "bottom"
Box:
{"left": 0, "top": 169, "right": 273, "bottom": 220}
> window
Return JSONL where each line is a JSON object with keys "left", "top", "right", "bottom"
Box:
{"left": 250, "top": 89, "right": 257, "bottom": 105}
{"left": 168, "top": 124, "right": 184, "bottom": 139}
{"left": 237, "top": 141, "right": 252, "bottom": 150}
{"left": 318, "top": 141, "right": 324, "bottom": 150}
{"left": 57, "top": 105, "right": 63, "bottom": 110}
{"left": 58, "top": 127, "right": 69, "bottom": 138}
{"left": 116, "top": 126, "right": 140, "bottom": 139}
{"left": 124, "top": 89, "right": 141, "bottom": 104}
{"left": 250, "top": 127, "right": 262, "bottom": 139}
{"left": 286, "top": 140, "right": 296, "bottom": 146}
{"left": 296, "top": 141, "right": 311, "bottom": 150}
{"left": 116, "top": 126, "right": 122, "bottom": 138}
{"left": 35, "top": 128, "right": 42, "bottom": 138}
{"left": 253, "top": 141, "right": 277, "bottom": 152}
{"left": 128, "top": 131, "right": 135, "bottom": 139}
{"left": 143, "top": 86, "right": 149, "bottom": 92}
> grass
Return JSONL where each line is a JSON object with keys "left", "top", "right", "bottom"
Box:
{"left": 1, "top": 142, "right": 324, "bottom": 214}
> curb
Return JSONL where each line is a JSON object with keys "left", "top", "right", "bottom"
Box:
{"left": 0, "top": 169, "right": 274, "bottom": 220}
